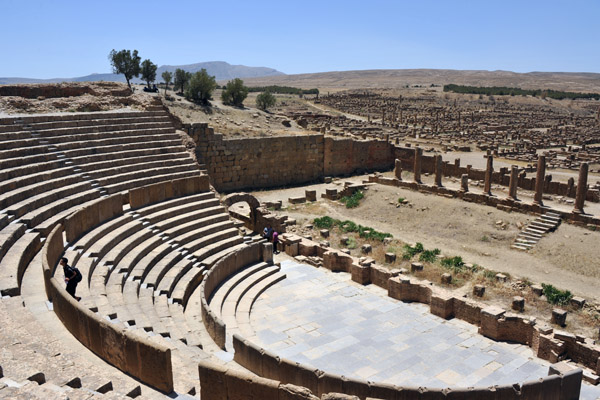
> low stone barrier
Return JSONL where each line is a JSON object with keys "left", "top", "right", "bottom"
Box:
{"left": 42, "top": 224, "right": 173, "bottom": 393}
{"left": 200, "top": 242, "right": 263, "bottom": 349}
{"left": 231, "top": 333, "right": 582, "bottom": 399}
{"left": 64, "top": 194, "right": 123, "bottom": 243}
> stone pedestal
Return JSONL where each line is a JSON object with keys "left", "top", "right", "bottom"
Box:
{"left": 262, "top": 242, "right": 273, "bottom": 264}
{"left": 551, "top": 308, "right": 567, "bottom": 327}
{"left": 410, "top": 262, "right": 423, "bottom": 273}
{"left": 385, "top": 252, "right": 396, "bottom": 263}
{"left": 441, "top": 273, "right": 452, "bottom": 284}
{"left": 512, "top": 296, "right": 525, "bottom": 312}
{"left": 473, "top": 285, "right": 485, "bottom": 297}
{"left": 305, "top": 190, "right": 317, "bottom": 202}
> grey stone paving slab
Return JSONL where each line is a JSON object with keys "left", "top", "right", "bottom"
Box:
{"left": 249, "top": 260, "right": 600, "bottom": 398}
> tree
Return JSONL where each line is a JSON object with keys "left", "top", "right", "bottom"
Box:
{"left": 161, "top": 71, "right": 172, "bottom": 94}
{"left": 108, "top": 49, "right": 141, "bottom": 91}
{"left": 185, "top": 69, "right": 217, "bottom": 105}
{"left": 174, "top": 68, "right": 191, "bottom": 94}
{"left": 256, "top": 91, "right": 276, "bottom": 111}
{"left": 221, "top": 78, "right": 249, "bottom": 107}
{"left": 140, "top": 59, "right": 157, "bottom": 89}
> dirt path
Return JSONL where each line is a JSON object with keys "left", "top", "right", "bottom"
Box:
{"left": 251, "top": 178, "right": 600, "bottom": 301}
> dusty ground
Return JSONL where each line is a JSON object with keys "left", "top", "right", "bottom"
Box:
{"left": 161, "top": 87, "right": 322, "bottom": 137}
{"left": 0, "top": 82, "right": 155, "bottom": 115}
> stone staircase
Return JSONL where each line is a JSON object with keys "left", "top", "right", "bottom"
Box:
{"left": 512, "top": 211, "right": 562, "bottom": 251}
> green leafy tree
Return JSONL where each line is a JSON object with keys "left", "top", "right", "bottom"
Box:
{"left": 221, "top": 78, "right": 249, "bottom": 107}
{"left": 174, "top": 68, "right": 191, "bottom": 94}
{"left": 256, "top": 91, "right": 276, "bottom": 111}
{"left": 108, "top": 49, "right": 141, "bottom": 91}
{"left": 140, "top": 59, "right": 157, "bottom": 89}
{"left": 161, "top": 71, "right": 172, "bottom": 94}
{"left": 185, "top": 69, "right": 217, "bottom": 105}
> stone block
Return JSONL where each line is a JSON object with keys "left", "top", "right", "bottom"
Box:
{"left": 351, "top": 263, "right": 370, "bottom": 285}
{"left": 473, "top": 284, "right": 485, "bottom": 297}
{"left": 410, "top": 262, "right": 423, "bottom": 272}
{"left": 441, "top": 273, "right": 452, "bottom": 284}
{"left": 340, "top": 236, "right": 349, "bottom": 245}
{"left": 320, "top": 229, "right": 330, "bottom": 238}
{"left": 262, "top": 243, "right": 273, "bottom": 264}
{"left": 570, "top": 296, "right": 585, "bottom": 309}
{"left": 305, "top": 190, "right": 317, "bottom": 202}
{"left": 551, "top": 308, "right": 567, "bottom": 327}
{"left": 512, "top": 296, "right": 525, "bottom": 312}
{"left": 361, "top": 244, "right": 372, "bottom": 254}
{"left": 289, "top": 196, "right": 306, "bottom": 204}
{"left": 496, "top": 273, "right": 508, "bottom": 282}
{"left": 384, "top": 252, "right": 396, "bottom": 263}
{"left": 531, "top": 284, "right": 543, "bottom": 296}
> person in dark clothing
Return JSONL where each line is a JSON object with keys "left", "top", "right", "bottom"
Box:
{"left": 61, "top": 257, "right": 81, "bottom": 301}
{"left": 272, "top": 231, "right": 279, "bottom": 254}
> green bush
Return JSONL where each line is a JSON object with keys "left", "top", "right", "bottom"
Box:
{"left": 441, "top": 256, "right": 465, "bottom": 273}
{"left": 542, "top": 284, "right": 573, "bottom": 306}
{"left": 313, "top": 216, "right": 335, "bottom": 229}
{"left": 339, "top": 220, "right": 358, "bottom": 232}
{"left": 185, "top": 68, "right": 217, "bottom": 105}
{"left": 340, "top": 190, "right": 364, "bottom": 208}
{"left": 346, "top": 237, "right": 357, "bottom": 249}
{"left": 419, "top": 248, "right": 441, "bottom": 263}
{"left": 402, "top": 242, "right": 424, "bottom": 260}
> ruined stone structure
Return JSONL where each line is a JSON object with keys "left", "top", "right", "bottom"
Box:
{"left": 0, "top": 104, "right": 595, "bottom": 399}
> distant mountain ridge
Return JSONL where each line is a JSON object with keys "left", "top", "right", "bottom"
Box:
{"left": 0, "top": 61, "right": 285, "bottom": 85}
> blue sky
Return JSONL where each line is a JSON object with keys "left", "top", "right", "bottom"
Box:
{"left": 2, "top": 0, "right": 599, "bottom": 78}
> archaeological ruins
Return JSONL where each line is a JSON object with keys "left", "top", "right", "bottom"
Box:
{"left": 0, "top": 82, "right": 599, "bottom": 400}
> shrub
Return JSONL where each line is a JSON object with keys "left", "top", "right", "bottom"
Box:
{"left": 313, "top": 216, "right": 335, "bottom": 229}
{"left": 397, "top": 197, "right": 405, "bottom": 204}
{"left": 419, "top": 248, "right": 440, "bottom": 263}
{"left": 346, "top": 237, "right": 357, "bottom": 249}
{"left": 441, "top": 256, "right": 465, "bottom": 273}
{"left": 340, "top": 190, "right": 364, "bottom": 208}
{"left": 185, "top": 69, "right": 216, "bottom": 105}
{"left": 221, "top": 78, "right": 248, "bottom": 107}
{"left": 256, "top": 91, "right": 276, "bottom": 111}
{"left": 402, "top": 242, "right": 424, "bottom": 260}
{"left": 542, "top": 284, "right": 573, "bottom": 305}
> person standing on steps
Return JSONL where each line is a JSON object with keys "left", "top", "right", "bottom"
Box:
{"left": 61, "top": 257, "right": 82, "bottom": 301}
{"left": 272, "top": 231, "right": 279, "bottom": 254}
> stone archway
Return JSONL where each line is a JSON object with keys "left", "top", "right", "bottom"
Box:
{"left": 222, "top": 192, "right": 261, "bottom": 230}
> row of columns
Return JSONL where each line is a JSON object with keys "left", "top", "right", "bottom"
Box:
{"left": 400, "top": 149, "right": 589, "bottom": 214}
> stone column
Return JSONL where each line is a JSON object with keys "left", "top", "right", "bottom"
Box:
{"left": 573, "top": 162, "right": 589, "bottom": 214}
{"left": 533, "top": 156, "right": 546, "bottom": 206}
{"left": 394, "top": 159, "right": 402, "bottom": 181}
{"left": 460, "top": 174, "right": 469, "bottom": 192}
{"left": 414, "top": 147, "right": 422, "bottom": 184}
{"left": 435, "top": 155, "right": 443, "bottom": 187}
{"left": 567, "top": 177, "right": 575, "bottom": 197}
{"left": 483, "top": 156, "right": 493, "bottom": 195}
{"left": 508, "top": 166, "right": 519, "bottom": 200}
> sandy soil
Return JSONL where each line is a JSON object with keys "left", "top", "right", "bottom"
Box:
{"left": 250, "top": 177, "right": 600, "bottom": 303}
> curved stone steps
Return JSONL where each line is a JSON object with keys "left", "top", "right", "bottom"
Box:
{"left": 234, "top": 272, "right": 287, "bottom": 341}
{"left": 85, "top": 157, "right": 196, "bottom": 183}
{"left": 59, "top": 139, "right": 184, "bottom": 160}
{"left": 65, "top": 145, "right": 187, "bottom": 168}
{"left": 104, "top": 170, "right": 200, "bottom": 195}
{"left": 76, "top": 151, "right": 192, "bottom": 175}
{"left": 0, "top": 231, "right": 42, "bottom": 297}
{"left": 71, "top": 213, "right": 133, "bottom": 254}
{"left": 0, "top": 159, "right": 66, "bottom": 184}
{"left": 134, "top": 191, "right": 216, "bottom": 218}
{"left": 39, "top": 124, "right": 175, "bottom": 143}
{"left": 0, "top": 166, "right": 74, "bottom": 206}
{"left": 209, "top": 262, "right": 271, "bottom": 315}
{"left": 16, "top": 252, "right": 167, "bottom": 399}
{"left": 6, "top": 180, "right": 95, "bottom": 219}
{"left": 47, "top": 131, "right": 179, "bottom": 151}
{"left": 23, "top": 190, "right": 101, "bottom": 235}
{"left": 28, "top": 114, "right": 171, "bottom": 132}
